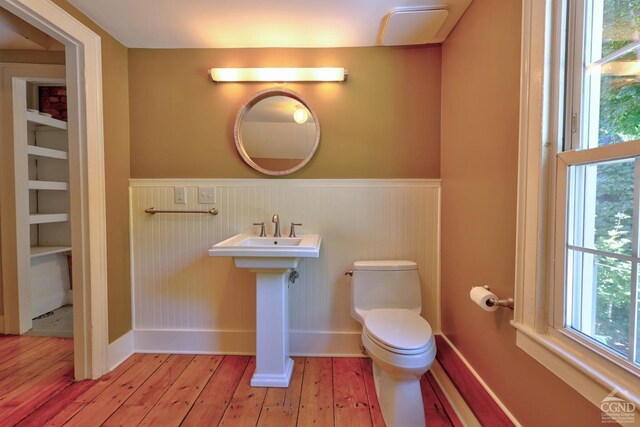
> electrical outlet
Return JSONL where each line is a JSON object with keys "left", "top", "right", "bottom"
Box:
{"left": 198, "top": 187, "right": 216, "bottom": 204}
{"left": 174, "top": 186, "right": 186, "bottom": 204}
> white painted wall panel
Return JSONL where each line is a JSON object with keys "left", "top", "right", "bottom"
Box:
{"left": 130, "top": 179, "right": 440, "bottom": 355}
{"left": 30, "top": 252, "right": 71, "bottom": 318}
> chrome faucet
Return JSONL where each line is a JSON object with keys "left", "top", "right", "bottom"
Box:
{"left": 272, "top": 214, "right": 281, "bottom": 237}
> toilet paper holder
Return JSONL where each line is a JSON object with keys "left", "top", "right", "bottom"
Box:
{"left": 477, "top": 285, "right": 514, "bottom": 310}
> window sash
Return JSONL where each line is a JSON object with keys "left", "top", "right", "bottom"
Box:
{"left": 554, "top": 139, "right": 640, "bottom": 373}
{"left": 567, "top": 1, "right": 640, "bottom": 151}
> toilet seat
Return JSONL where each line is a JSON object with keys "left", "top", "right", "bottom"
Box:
{"left": 364, "top": 328, "right": 430, "bottom": 355}
{"left": 363, "top": 308, "right": 433, "bottom": 355}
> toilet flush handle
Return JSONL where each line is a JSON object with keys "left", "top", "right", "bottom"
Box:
{"left": 345, "top": 270, "right": 353, "bottom": 276}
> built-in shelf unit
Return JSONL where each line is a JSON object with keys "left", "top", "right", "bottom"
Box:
{"left": 12, "top": 96, "right": 73, "bottom": 322}
{"left": 1, "top": 68, "right": 70, "bottom": 335}
{"left": 26, "top": 110, "right": 71, "bottom": 259}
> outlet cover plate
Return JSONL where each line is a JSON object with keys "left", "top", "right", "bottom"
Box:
{"left": 198, "top": 187, "right": 216, "bottom": 204}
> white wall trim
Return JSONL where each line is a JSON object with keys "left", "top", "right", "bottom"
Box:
{"left": 513, "top": 0, "right": 550, "bottom": 332}
{"left": 439, "top": 334, "right": 522, "bottom": 426}
{"left": 134, "top": 329, "right": 255, "bottom": 354}
{"left": 107, "top": 329, "right": 134, "bottom": 371}
{"left": 132, "top": 329, "right": 363, "bottom": 357}
{"left": 0, "top": 0, "right": 108, "bottom": 380}
{"left": 433, "top": 187, "right": 442, "bottom": 334}
{"left": 514, "top": 324, "right": 640, "bottom": 407}
{"left": 129, "top": 178, "right": 441, "bottom": 188}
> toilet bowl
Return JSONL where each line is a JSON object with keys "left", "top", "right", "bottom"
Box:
{"left": 363, "top": 308, "right": 436, "bottom": 427}
{"left": 350, "top": 261, "right": 437, "bottom": 427}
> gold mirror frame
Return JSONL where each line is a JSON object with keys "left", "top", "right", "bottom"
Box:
{"left": 234, "top": 88, "right": 320, "bottom": 176}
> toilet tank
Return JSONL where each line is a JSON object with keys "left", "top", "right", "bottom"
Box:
{"left": 350, "top": 260, "right": 422, "bottom": 324}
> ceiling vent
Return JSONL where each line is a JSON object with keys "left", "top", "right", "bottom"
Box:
{"left": 380, "top": 6, "right": 450, "bottom": 46}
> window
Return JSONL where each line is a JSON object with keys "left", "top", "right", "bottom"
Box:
{"left": 514, "top": 0, "right": 640, "bottom": 409}
{"left": 557, "top": 0, "right": 640, "bottom": 373}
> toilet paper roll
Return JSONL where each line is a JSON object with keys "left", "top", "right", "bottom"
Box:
{"left": 470, "top": 286, "right": 499, "bottom": 312}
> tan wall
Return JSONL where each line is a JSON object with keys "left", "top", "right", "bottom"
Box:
{"left": 51, "top": 1, "right": 132, "bottom": 343}
{"left": 128, "top": 46, "right": 441, "bottom": 179}
{"left": 0, "top": 50, "right": 65, "bottom": 64}
{"left": 440, "top": 1, "right": 602, "bottom": 425}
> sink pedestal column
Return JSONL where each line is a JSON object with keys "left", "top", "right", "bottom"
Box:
{"left": 250, "top": 268, "right": 294, "bottom": 387}
{"left": 215, "top": 253, "right": 314, "bottom": 388}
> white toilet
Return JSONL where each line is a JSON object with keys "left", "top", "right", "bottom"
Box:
{"left": 350, "top": 260, "right": 436, "bottom": 427}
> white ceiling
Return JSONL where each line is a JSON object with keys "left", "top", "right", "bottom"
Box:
{"left": 67, "top": 0, "right": 472, "bottom": 48}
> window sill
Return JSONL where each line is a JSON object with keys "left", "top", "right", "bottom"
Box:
{"left": 512, "top": 321, "right": 640, "bottom": 408}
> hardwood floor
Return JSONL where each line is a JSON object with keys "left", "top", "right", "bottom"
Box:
{"left": 0, "top": 335, "right": 460, "bottom": 426}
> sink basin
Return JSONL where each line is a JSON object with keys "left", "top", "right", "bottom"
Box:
{"left": 239, "top": 237, "right": 302, "bottom": 246}
{"left": 209, "top": 233, "right": 321, "bottom": 258}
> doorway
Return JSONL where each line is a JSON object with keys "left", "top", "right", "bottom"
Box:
{"left": 0, "top": 0, "right": 108, "bottom": 380}
{"left": 16, "top": 76, "right": 73, "bottom": 339}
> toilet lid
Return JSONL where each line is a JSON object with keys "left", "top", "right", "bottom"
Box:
{"left": 364, "top": 308, "right": 432, "bottom": 351}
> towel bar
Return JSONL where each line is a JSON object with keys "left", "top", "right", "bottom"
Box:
{"left": 144, "top": 207, "right": 218, "bottom": 216}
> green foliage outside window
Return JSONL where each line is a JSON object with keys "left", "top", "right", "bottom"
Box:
{"left": 592, "top": 0, "right": 639, "bottom": 356}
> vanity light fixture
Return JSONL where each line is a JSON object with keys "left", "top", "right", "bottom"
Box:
{"left": 208, "top": 67, "right": 348, "bottom": 83}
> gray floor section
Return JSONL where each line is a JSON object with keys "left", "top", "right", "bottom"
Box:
{"left": 25, "top": 305, "right": 73, "bottom": 338}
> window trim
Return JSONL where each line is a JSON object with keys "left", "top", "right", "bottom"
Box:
{"left": 514, "top": 0, "right": 640, "bottom": 409}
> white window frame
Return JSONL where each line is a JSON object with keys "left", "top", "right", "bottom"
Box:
{"left": 514, "top": 0, "right": 640, "bottom": 409}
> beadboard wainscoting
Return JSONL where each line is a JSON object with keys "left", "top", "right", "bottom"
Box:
{"left": 128, "top": 179, "right": 440, "bottom": 356}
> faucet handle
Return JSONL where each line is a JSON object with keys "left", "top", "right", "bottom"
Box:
{"left": 289, "top": 222, "right": 302, "bottom": 238}
{"left": 253, "top": 222, "right": 267, "bottom": 237}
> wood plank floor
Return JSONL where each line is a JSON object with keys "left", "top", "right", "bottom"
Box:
{"left": 0, "top": 335, "right": 460, "bottom": 426}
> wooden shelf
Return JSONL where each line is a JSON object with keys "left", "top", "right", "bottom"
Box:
{"left": 28, "top": 180, "right": 68, "bottom": 191}
{"left": 30, "top": 245, "right": 71, "bottom": 258}
{"left": 29, "top": 213, "right": 69, "bottom": 225}
{"left": 26, "top": 111, "right": 67, "bottom": 130}
{"left": 27, "top": 145, "right": 68, "bottom": 160}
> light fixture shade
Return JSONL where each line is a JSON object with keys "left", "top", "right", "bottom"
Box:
{"left": 209, "top": 67, "right": 348, "bottom": 82}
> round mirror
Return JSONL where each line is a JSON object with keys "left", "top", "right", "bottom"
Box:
{"left": 234, "top": 88, "right": 320, "bottom": 176}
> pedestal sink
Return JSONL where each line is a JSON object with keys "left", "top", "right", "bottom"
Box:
{"left": 209, "top": 232, "right": 321, "bottom": 387}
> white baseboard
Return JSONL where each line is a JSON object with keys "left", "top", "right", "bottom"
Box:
{"left": 132, "top": 329, "right": 363, "bottom": 357}
{"left": 107, "top": 330, "right": 134, "bottom": 371}
{"left": 439, "top": 334, "right": 521, "bottom": 426}
{"left": 134, "top": 329, "right": 255, "bottom": 354}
